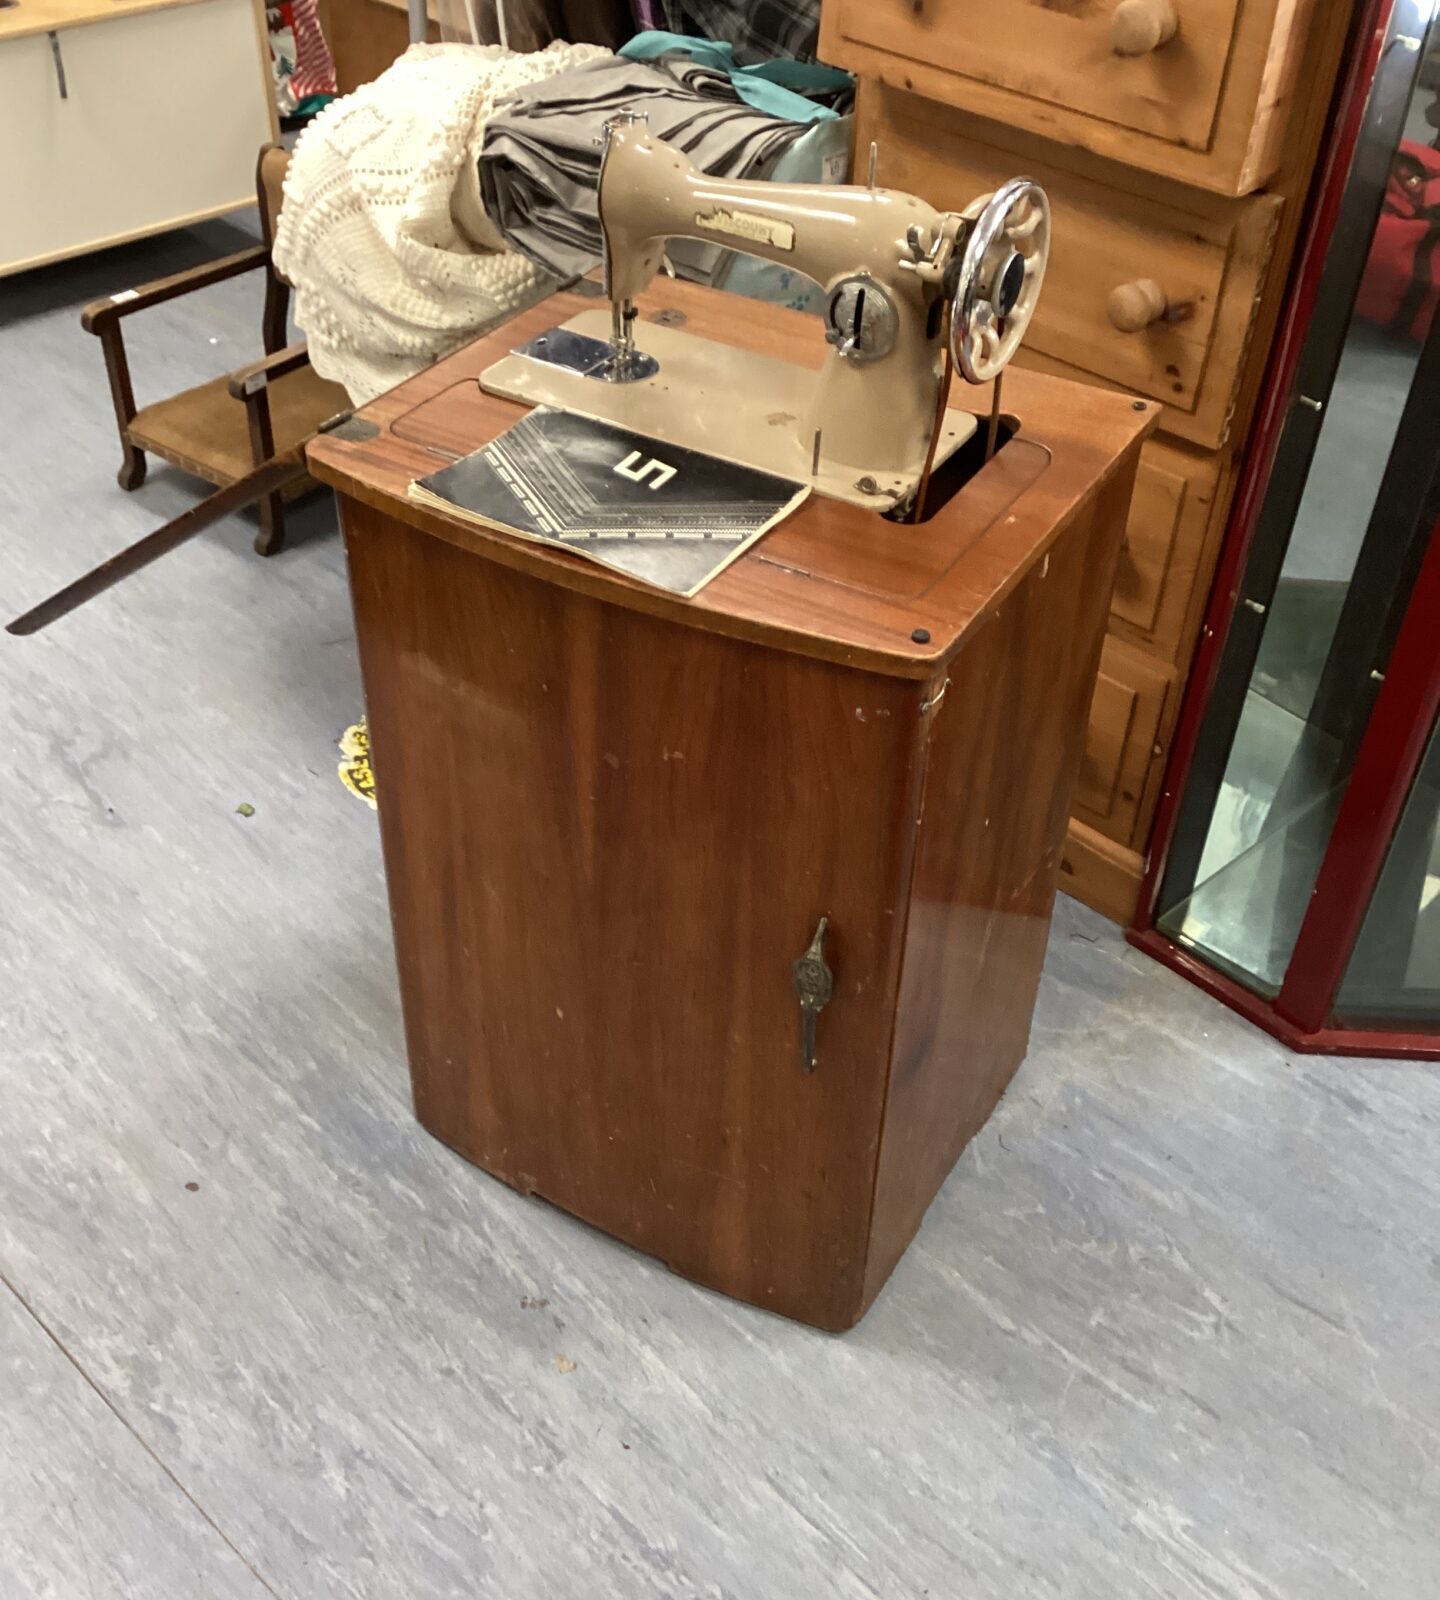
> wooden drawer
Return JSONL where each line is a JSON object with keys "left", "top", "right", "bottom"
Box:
{"left": 856, "top": 85, "right": 1282, "bottom": 450}
{"left": 1110, "top": 438, "right": 1232, "bottom": 662}
{"left": 1060, "top": 820, "right": 1145, "bottom": 924}
{"left": 1073, "top": 637, "right": 1173, "bottom": 849}
{"left": 821, "top": 0, "right": 1316, "bottom": 195}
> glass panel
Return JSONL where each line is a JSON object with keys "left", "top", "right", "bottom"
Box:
{"left": 1155, "top": 19, "right": 1439, "bottom": 995}
{"left": 1336, "top": 711, "right": 1440, "bottom": 1025}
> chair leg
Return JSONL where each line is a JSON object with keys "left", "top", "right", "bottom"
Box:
{"left": 241, "top": 383, "right": 287, "bottom": 556}
{"left": 93, "top": 319, "right": 147, "bottom": 491}
{"left": 117, "top": 444, "right": 147, "bottom": 491}
{"left": 254, "top": 491, "right": 287, "bottom": 557}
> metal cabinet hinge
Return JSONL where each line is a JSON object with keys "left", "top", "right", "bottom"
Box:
{"left": 791, "top": 916, "right": 834, "bottom": 1074}
{"left": 920, "top": 677, "right": 949, "bottom": 714}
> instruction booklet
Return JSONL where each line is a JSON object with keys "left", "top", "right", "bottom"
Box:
{"left": 409, "top": 406, "right": 808, "bottom": 598}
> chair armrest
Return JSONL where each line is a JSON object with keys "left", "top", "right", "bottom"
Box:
{"left": 227, "top": 343, "right": 313, "bottom": 399}
{"left": 81, "top": 245, "right": 270, "bottom": 334}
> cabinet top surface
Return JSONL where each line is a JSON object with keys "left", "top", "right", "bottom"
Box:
{"left": 309, "top": 280, "right": 1153, "bottom": 677}
{"left": 0, "top": 0, "right": 229, "bottom": 42}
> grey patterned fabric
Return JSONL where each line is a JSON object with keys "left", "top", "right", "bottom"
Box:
{"left": 479, "top": 55, "right": 813, "bottom": 278}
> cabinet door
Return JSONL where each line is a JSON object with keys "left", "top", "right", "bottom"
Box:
{"left": 1110, "top": 438, "right": 1231, "bottom": 663}
{"left": 821, "top": 0, "right": 1318, "bottom": 195}
{"left": 0, "top": 0, "right": 275, "bottom": 275}
{"left": 345, "top": 500, "right": 926, "bottom": 1332}
{"left": 1074, "top": 636, "right": 1173, "bottom": 848}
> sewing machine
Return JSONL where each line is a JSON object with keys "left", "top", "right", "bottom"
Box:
{"left": 480, "top": 115, "right": 1050, "bottom": 515}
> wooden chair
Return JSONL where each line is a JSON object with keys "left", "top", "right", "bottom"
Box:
{"left": 82, "top": 144, "right": 349, "bottom": 556}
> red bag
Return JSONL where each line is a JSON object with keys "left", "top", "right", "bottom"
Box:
{"left": 1356, "top": 140, "right": 1440, "bottom": 343}
{"left": 1356, "top": 144, "right": 1440, "bottom": 344}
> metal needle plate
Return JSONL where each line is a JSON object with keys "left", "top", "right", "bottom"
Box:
{"left": 512, "top": 327, "right": 659, "bottom": 384}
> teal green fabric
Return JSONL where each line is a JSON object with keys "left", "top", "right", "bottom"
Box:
{"left": 618, "top": 31, "right": 852, "bottom": 123}
{"left": 294, "top": 94, "right": 336, "bottom": 121}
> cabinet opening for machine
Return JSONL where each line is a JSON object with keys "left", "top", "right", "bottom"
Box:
{"left": 897, "top": 414, "right": 1020, "bottom": 524}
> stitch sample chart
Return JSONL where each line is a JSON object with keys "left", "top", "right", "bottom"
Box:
{"left": 409, "top": 407, "right": 809, "bottom": 597}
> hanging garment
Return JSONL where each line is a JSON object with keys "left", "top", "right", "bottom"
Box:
{"left": 478, "top": 53, "right": 822, "bottom": 278}
{"left": 291, "top": 0, "right": 338, "bottom": 103}
{"left": 618, "top": 30, "right": 851, "bottom": 120}
{"left": 658, "top": 0, "right": 821, "bottom": 64}
{"left": 266, "top": 0, "right": 338, "bottom": 115}
{"left": 444, "top": 0, "right": 631, "bottom": 50}
{"left": 273, "top": 40, "right": 609, "bottom": 404}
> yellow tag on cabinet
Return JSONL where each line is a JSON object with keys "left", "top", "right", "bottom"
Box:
{"left": 338, "top": 719, "right": 377, "bottom": 809}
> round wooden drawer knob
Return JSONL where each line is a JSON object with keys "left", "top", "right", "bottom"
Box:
{"left": 1111, "top": 0, "right": 1178, "bottom": 55}
{"left": 1107, "top": 279, "right": 1169, "bottom": 332}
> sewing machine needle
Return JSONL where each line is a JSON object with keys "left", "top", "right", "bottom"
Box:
{"left": 985, "top": 370, "right": 1004, "bottom": 463}
{"left": 811, "top": 429, "right": 822, "bottom": 478}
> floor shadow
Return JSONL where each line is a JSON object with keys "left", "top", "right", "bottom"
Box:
{"left": 1, "top": 214, "right": 263, "bottom": 329}
{"left": 136, "top": 463, "right": 341, "bottom": 555}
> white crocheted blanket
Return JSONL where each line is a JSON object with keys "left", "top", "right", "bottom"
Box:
{"left": 273, "top": 41, "right": 609, "bottom": 405}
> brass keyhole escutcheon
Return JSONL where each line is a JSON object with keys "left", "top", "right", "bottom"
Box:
{"left": 792, "top": 916, "right": 834, "bottom": 1074}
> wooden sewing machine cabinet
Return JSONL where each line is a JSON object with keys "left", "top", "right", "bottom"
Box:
{"left": 308, "top": 279, "right": 1154, "bottom": 1330}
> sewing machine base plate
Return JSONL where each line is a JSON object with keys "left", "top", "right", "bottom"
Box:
{"left": 479, "top": 310, "right": 976, "bottom": 513}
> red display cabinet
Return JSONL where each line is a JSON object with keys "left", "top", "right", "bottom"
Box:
{"left": 1132, "top": 0, "right": 1440, "bottom": 1056}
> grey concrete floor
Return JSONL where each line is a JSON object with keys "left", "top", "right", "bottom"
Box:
{"left": 3, "top": 219, "right": 1439, "bottom": 1600}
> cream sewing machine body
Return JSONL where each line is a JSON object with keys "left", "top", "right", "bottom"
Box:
{"left": 480, "top": 117, "right": 1050, "bottom": 516}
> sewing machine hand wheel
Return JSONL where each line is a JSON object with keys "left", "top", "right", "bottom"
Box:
{"left": 950, "top": 179, "right": 1051, "bottom": 385}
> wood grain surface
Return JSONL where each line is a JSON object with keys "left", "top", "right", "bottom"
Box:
{"left": 0, "top": 0, "right": 226, "bottom": 43}
{"left": 308, "top": 279, "right": 1154, "bottom": 680}
{"left": 346, "top": 503, "right": 928, "bottom": 1327}
{"left": 820, "top": 0, "right": 1319, "bottom": 195}
{"left": 865, "top": 466, "right": 1135, "bottom": 1303}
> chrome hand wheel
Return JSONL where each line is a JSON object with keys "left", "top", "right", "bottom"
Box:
{"left": 950, "top": 179, "right": 1051, "bottom": 385}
